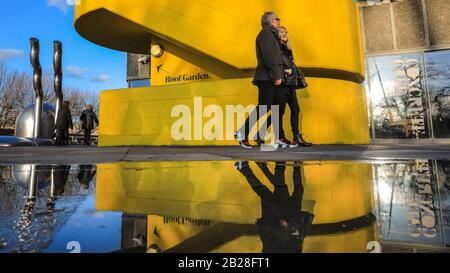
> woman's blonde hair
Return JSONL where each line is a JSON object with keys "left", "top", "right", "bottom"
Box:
{"left": 278, "top": 26, "right": 291, "bottom": 49}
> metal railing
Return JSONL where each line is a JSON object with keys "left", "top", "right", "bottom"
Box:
{"left": 68, "top": 134, "right": 98, "bottom": 145}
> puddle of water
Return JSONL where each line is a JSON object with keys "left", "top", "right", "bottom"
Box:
{"left": 0, "top": 160, "right": 449, "bottom": 253}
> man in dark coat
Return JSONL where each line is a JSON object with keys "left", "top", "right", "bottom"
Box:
{"left": 80, "top": 104, "right": 99, "bottom": 146}
{"left": 55, "top": 101, "right": 73, "bottom": 146}
{"left": 235, "top": 11, "right": 287, "bottom": 149}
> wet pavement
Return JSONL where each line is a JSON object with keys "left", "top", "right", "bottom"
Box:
{"left": 1, "top": 144, "right": 450, "bottom": 164}
{"left": 0, "top": 159, "right": 449, "bottom": 253}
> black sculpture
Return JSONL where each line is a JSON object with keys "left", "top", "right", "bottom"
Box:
{"left": 53, "top": 41, "right": 63, "bottom": 125}
{"left": 30, "top": 38, "right": 43, "bottom": 138}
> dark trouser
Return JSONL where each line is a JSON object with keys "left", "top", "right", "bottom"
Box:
{"left": 83, "top": 129, "right": 91, "bottom": 145}
{"left": 64, "top": 129, "right": 70, "bottom": 145}
{"left": 273, "top": 87, "right": 301, "bottom": 139}
{"left": 273, "top": 87, "right": 290, "bottom": 140}
{"left": 286, "top": 88, "right": 300, "bottom": 136}
{"left": 240, "top": 81, "right": 279, "bottom": 141}
{"left": 55, "top": 129, "right": 65, "bottom": 146}
{"left": 240, "top": 163, "right": 290, "bottom": 211}
{"left": 291, "top": 166, "right": 304, "bottom": 213}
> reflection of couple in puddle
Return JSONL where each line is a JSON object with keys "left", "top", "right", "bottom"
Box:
{"left": 235, "top": 161, "right": 315, "bottom": 253}
{"left": 50, "top": 164, "right": 96, "bottom": 201}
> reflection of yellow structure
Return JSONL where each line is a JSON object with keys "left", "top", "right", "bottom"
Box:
{"left": 96, "top": 161, "right": 376, "bottom": 252}
{"left": 74, "top": 0, "right": 369, "bottom": 146}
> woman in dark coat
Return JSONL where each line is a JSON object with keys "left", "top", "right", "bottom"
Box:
{"left": 278, "top": 26, "right": 312, "bottom": 147}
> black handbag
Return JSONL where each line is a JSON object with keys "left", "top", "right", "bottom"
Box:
{"left": 283, "top": 69, "right": 298, "bottom": 87}
{"left": 295, "top": 68, "right": 308, "bottom": 89}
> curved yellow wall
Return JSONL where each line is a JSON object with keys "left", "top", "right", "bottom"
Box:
{"left": 75, "top": 0, "right": 369, "bottom": 146}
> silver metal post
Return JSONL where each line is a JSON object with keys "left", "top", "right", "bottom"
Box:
{"left": 27, "top": 165, "right": 38, "bottom": 199}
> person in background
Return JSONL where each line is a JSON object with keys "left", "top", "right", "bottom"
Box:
{"left": 55, "top": 100, "right": 73, "bottom": 146}
{"left": 80, "top": 104, "right": 99, "bottom": 146}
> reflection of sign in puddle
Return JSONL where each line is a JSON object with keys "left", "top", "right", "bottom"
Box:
{"left": 408, "top": 160, "right": 437, "bottom": 239}
{"left": 375, "top": 159, "right": 449, "bottom": 248}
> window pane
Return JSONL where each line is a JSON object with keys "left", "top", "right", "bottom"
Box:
{"left": 368, "top": 54, "right": 431, "bottom": 139}
{"left": 128, "top": 79, "right": 150, "bottom": 88}
{"left": 364, "top": 59, "right": 373, "bottom": 139}
{"left": 426, "top": 50, "right": 450, "bottom": 138}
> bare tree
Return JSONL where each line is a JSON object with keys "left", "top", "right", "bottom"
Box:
{"left": 0, "top": 63, "right": 100, "bottom": 134}
{"left": 0, "top": 64, "right": 32, "bottom": 128}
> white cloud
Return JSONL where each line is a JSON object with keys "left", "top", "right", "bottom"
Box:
{"left": 47, "top": 0, "right": 71, "bottom": 14}
{"left": 67, "top": 65, "right": 88, "bottom": 79}
{"left": 0, "top": 49, "right": 24, "bottom": 60}
{"left": 91, "top": 74, "right": 110, "bottom": 83}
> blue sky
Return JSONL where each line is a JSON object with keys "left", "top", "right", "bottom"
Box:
{"left": 0, "top": 0, "right": 127, "bottom": 92}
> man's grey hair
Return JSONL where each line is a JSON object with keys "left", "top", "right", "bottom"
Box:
{"left": 261, "top": 11, "right": 276, "bottom": 28}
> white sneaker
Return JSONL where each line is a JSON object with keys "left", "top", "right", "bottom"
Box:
{"left": 234, "top": 161, "right": 243, "bottom": 170}
{"left": 234, "top": 131, "right": 252, "bottom": 149}
{"left": 275, "top": 139, "right": 289, "bottom": 149}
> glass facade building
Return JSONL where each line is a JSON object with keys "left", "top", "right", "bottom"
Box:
{"left": 361, "top": 0, "right": 450, "bottom": 142}
{"left": 366, "top": 50, "right": 450, "bottom": 140}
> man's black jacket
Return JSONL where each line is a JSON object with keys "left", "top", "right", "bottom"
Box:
{"left": 253, "top": 26, "right": 284, "bottom": 84}
{"left": 281, "top": 42, "right": 299, "bottom": 87}
{"left": 55, "top": 105, "right": 73, "bottom": 130}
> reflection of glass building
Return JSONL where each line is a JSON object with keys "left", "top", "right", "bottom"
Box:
{"left": 361, "top": 0, "right": 450, "bottom": 142}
